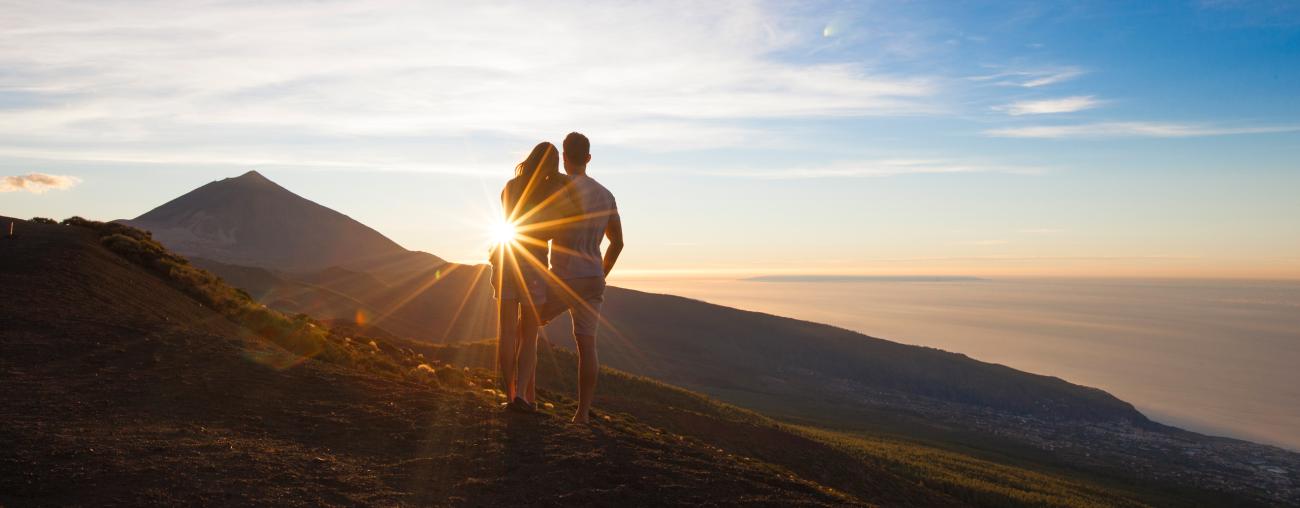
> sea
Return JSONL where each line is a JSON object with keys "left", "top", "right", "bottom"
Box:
{"left": 613, "top": 276, "right": 1300, "bottom": 451}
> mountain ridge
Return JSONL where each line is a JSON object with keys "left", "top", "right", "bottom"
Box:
{"left": 121, "top": 170, "right": 433, "bottom": 271}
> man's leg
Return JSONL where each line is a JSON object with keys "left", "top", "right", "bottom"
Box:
{"left": 496, "top": 300, "right": 519, "bottom": 400}
{"left": 566, "top": 277, "right": 605, "bottom": 423}
{"left": 572, "top": 332, "right": 598, "bottom": 423}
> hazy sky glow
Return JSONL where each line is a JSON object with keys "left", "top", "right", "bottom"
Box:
{"left": 3, "top": 0, "right": 1299, "bottom": 278}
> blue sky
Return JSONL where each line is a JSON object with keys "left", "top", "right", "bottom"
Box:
{"left": 3, "top": 0, "right": 1298, "bottom": 278}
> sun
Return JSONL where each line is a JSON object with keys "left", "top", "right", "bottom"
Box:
{"left": 489, "top": 219, "right": 518, "bottom": 245}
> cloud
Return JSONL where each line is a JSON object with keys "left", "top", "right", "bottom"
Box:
{"left": 0, "top": 0, "right": 937, "bottom": 159}
{"left": 985, "top": 122, "right": 1300, "bottom": 139}
{"left": 954, "top": 240, "right": 1008, "bottom": 246}
{"left": 709, "top": 159, "right": 1046, "bottom": 179}
{"left": 1018, "top": 228, "right": 1064, "bottom": 234}
{"left": 0, "top": 172, "right": 81, "bottom": 193}
{"left": 999, "top": 96, "right": 1101, "bottom": 115}
{"left": 969, "top": 67, "right": 1085, "bottom": 88}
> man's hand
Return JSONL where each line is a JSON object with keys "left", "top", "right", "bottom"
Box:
{"left": 602, "top": 212, "right": 624, "bottom": 277}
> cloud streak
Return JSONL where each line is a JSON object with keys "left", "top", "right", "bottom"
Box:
{"left": 1000, "top": 96, "right": 1101, "bottom": 115}
{"left": 969, "top": 67, "right": 1085, "bottom": 88}
{"left": 0, "top": 172, "right": 81, "bottom": 193}
{"left": 985, "top": 122, "right": 1300, "bottom": 139}
{"left": 709, "top": 159, "right": 1046, "bottom": 179}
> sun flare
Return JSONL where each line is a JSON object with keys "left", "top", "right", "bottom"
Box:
{"left": 489, "top": 219, "right": 518, "bottom": 245}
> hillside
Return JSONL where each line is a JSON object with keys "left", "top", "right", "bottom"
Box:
{"left": 108, "top": 171, "right": 1298, "bottom": 504}
{"left": 563, "top": 286, "right": 1147, "bottom": 424}
{"left": 124, "top": 172, "right": 1153, "bottom": 425}
{"left": 6, "top": 216, "right": 1210, "bottom": 506}
{"left": 184, "top": 255, "right": 495, "bottom": 344}
{"left": 0, "top": 216, "right": 940, "bottom": 506}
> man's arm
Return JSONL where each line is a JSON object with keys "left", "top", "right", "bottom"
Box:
{"left": 602, "top": 212, "right": 624, "bottom": 277}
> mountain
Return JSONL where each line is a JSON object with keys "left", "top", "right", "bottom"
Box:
{"left": 122, "top": 170, "right": 420, "bottom": 271}
{"left": 104, "top": 173, "right": 1300, "bottom": 504}
{"left": 121, "top": 171, "right": 496, "bottom": 343}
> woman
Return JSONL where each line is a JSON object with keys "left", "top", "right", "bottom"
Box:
{"left": 492, "top": 141, "right": 576, "bottom": 412}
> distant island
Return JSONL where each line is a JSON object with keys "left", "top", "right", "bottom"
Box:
{"left": 746, "top": 275, "right": 986, "bottom": 283}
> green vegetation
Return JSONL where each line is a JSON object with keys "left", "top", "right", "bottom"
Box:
{"left": 50, "top": 217, "right": 515, "bottom": 397}
{"left": 794, "top": 425, "right": 1147, "bottom": 508}
{"left": 60, "top": 217, "right": 400, "bottom": 375}
{"left": 57, "top": 217, "right": 501, "bottom": 387}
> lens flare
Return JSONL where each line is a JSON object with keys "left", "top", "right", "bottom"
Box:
{"left": 490, "top": 219, "right": 518, "bottom": 245}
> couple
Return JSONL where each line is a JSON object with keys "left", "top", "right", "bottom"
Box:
{"left": 492, "top": 132, "right": 623, "bottom": 424}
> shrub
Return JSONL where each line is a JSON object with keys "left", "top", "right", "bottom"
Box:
{"left": 30, "top": 217, "right": 57, "bottom": 225}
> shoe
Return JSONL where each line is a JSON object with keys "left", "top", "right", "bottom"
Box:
{"left": 507, "top": 397, "right": 537, "bottom": 413}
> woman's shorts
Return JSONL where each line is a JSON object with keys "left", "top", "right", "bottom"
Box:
{"left": 494, "top": 266, "right": 547, "bottom": 305}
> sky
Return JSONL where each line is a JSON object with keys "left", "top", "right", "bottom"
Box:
{"left": 3, "top": 0, "right": 1299, "bottom": 279}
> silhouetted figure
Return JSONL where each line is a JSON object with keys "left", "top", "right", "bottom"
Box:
{"left": 539, "top": 132, "right": 623, "bottom": 424}
{"left": 492, "top": 141, "right": 577, "bottom": 412}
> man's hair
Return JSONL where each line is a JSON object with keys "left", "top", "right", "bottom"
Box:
{"left": 563, "top": 132, "right": 590, "bottom": 160}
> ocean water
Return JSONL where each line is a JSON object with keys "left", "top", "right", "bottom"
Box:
{"left": 614, "top": 277, "right": 1300, "bottom": 450}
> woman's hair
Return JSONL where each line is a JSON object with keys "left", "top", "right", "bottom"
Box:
{"left": 516, "top": 141, "right": 559, "bottom": 181}
{"left": 505, "top": 142, "right": 564, "bottom": 222}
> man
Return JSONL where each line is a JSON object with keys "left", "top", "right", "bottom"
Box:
{"left": 541, "top": 131, "right": 623, "bottom": 424}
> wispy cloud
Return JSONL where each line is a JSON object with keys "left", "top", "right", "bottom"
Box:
{"left": 0, "top": 1, "right": 937, "bottom": 161}
{"left": 969, "top": 67, "right": 1085, "bottom": 88}
{"left": 999, "top": 96, "right": 1101, "bottom": 115}
{"left": 709, "top": 159, "right": 1046, "bottom": 179}
{"left": 954, "top": 240, "right": 1009, "bottom": 246}
{"left": 985, "top": 122, "right": 1300, "bottom": 139}
{"left": 1018, "top": 228, "right": 1065, "bottom": 234}
{"left": 0, "top": 172, "right": 81, "bottom": 194}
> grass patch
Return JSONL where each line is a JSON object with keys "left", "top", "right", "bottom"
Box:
{"left": 57, "top": 217, "right": 442, "bottom": 382}
{"left": 792, "top": 425, "right": 1160, "bottom": 508}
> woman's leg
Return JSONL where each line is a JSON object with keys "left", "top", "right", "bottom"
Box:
{"left": 526, "top": 341, "right": 539, "bottom": 403}
{"left": 514, "top": 302, "right": 541, "bottom": 404}
{"left": 497, "top": 299, "right": 520, "bottom": 400}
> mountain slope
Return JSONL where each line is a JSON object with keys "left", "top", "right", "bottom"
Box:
{"left": 122, "top": 170, "right": 422, "bottom": 271}
{"left": 123, "top": 171, "right": 496, "bottom": 342}
{"left": 0, "top": 217, "right": 952, "bottom": 506}
{"left": 541, "top": 287, "right": 1296, "bottom": 505}
{"left": 558, "top": 286, "right": 1147, "bottom": 424}
{"left": 186, "top": 255, "right": 496, "bottom": 343}
{"left": 104, "top": 172, "right": 1298, "bottom": 504}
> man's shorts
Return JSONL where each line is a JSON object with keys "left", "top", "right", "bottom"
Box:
{"left": 539, "top": 276, "right": 606, "bottom": 337}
